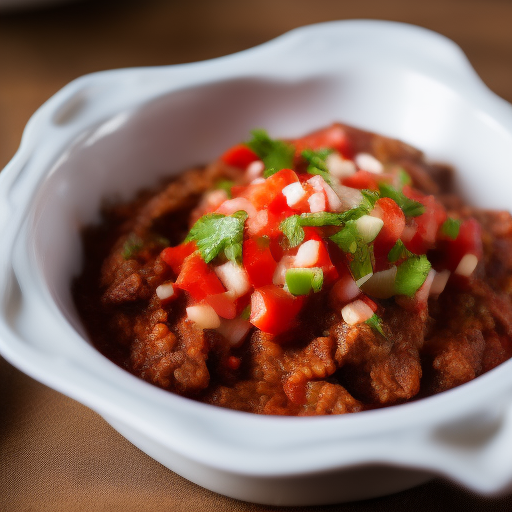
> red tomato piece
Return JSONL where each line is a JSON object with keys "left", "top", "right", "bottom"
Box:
{"left": 175, "top": 253, "right": 226, "bottom": 301}
{"left": 302, "top": 228, "right": 339, "bottom": 283}
{"left": 342, "top": 170, "right": 380, "bottom": 191}
{"left": 293, "top": 124, "right": 352, "bottom": 158}
{"left": 243, "top": 238, "right": 278, "bottom": 288}
{"left": 250, "top": 285, "right": 304, "bottom": 335}
{"left": 220, "top": 144, "right": 259, "bottom": 169}
{"left": 246, "top": 168, "right": 299, "bottom": 210}
{"left": 160, "top": 241, "right": 197, "bottom": 275}
{"left": 444, "top": 218, "right": 483, "bottom": 271}
{"left": 205, "top": 292, "right": 237, "bottom": 319}
{"left": 372, "top": 197, "right": 406, "bottom": 269}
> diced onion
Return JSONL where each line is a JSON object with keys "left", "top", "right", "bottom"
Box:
{"left": 355, "top": 273, "right": 373, "bottom": 287}
{"left": 354, "top": 215, "right": 384, "bottom": 243}
{"left": 156, "top": 282, "right": 176, "bottom": 300}
{"left": 308, "top": 192, "right": 326, "bottom": 213}
{"left": 415, "top": 269, "right": 436, "bottom": 304}
{"left": 325, "top": 153, "right": 356, "bottom": 178}
{"left": 247, "top": 209, "right": 269, "bottom": 236}
{"left": 186, "top": 304, "right": 221, "bottom": 329}
{"left": 354, "top": 153, "right": 384, "bottom": 174}
{"left": 282, "top": 182, "right": 306, "bottom": 207}
{"left": 217, "top": 318, "right": 252, "bottom": 347}
{"left": 216, "top": 197, "right": 257, "bottom": 217}
{"left": 273, "top": 256, "right": 295, "bottom": 286}
{"left": 294, "top": 240, "right": 320, "bottom": 268}
{"left": 341, "top": 299, "right": 374, "bottom": 325}
{"left": 454, "top": 254, "right": 479, "bottom": 277}
{"left": 246, "top": 160, "right": 265, "bottom": 180}
{"left": 214, "top": 261, "right": 251, "bottom": 297}
{"left": 307, "top": 175, "right": 343, "bottom": 211}
{"left": 361, "top": 266, "right": 397, "bottom": 299}
{"left": 430, "top": 269, "right": 450, "bottom": 296}
{"left": 330, "top": 274, "right": 360, "bottom": 304}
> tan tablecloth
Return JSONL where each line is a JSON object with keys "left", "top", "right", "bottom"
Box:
{"left": 1, "top": 1, "right": 512, "bottom": 510}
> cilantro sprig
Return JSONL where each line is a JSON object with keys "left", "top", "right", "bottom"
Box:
{"left": 440, "top": 217, "right": 461, "bottom": 240}
{"left": 301, "top": 148, "right": 333, "bottom": 185}
{"left": 246, "top": 129, "right": 295, "bottom": 177}
{"left": 185, "top": 210, "right": 248, "bottom": 264}
{"left": 280, "top": 190, "right": 379, "bottom": 247}
{"left": 365, "top": 313, "right": 387, "bottom": 338}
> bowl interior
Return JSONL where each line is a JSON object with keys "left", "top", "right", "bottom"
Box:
{"left": 28, "top": 70, "right": 512, "bottom": 340}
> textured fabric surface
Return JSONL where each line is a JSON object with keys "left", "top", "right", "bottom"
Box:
{"left": 2, "top": 0, "right": 512, "bottom": 510}
{"left": 2, "top": 356, "right": 512, "bottom": 512}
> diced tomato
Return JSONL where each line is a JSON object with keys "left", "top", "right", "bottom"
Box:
{"left": 245, "top": 168, "right": 299, "bottom": 210}
{"left": 243, "top": 238, "right": 277, "bottom": 288}
{"left": 444, "top": 218, "right": 483, "bottom": 271}
{"left": 160, "top": 241, "right": 197, "bottom": 275}
{"left": 221, "top": 144, "right": 259, "bottom": 169}
{"left": 302, "top": 228, "right": 339, "bottom": 282}
{"left": 360, "top": 295, "right": 378, "bottom": 312}
{"left": 250, "top": 285, "right": 304, "bottom": 335}
{"left": 342, "top": 170, "right": 380, "bottom": 191}
{"left": 205, "top": 292, "right": 237, "bottom": 319}
{"left": 402, "top": 190, "right": 447, "bottom": 255}
{"left": 371, "top": 198, "right": 405, "bottom": 269}
{"left": 293, "top": 124, "right": 352, "bottom": 158}
{"left": 175, "top": 253, "right": 226, "bottom": 301}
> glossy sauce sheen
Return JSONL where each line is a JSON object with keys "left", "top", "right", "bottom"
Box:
{"left": 73, "top": 124, "right": 512, "bottom": 415}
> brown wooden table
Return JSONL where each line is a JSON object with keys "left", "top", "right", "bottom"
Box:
{"left": 1, "top": 1, "right": 512, "bottom": 510}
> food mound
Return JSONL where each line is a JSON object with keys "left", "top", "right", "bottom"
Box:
{"left": 73, "top": 123, "right": 512, "bottom": 416}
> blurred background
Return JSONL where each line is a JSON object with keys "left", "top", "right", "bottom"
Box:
{"left": 1, "top": 0, "right": 511, "bottom": 170}
{"left": 1, "top": 1, "right": 512, "bottom": 511}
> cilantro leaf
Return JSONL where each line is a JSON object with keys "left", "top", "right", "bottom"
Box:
{"left": 330, "top": 221, "right": 374, "bottom": 284}
{"left": 441, "top": 217, "right": 461, "bottom": 240}
{"left": 301, "top": 148, "right": 333, "bottom": 185}
{"left": 365, "top": 314, "right": 387, "bottom": 338}
{"left": 387, "top": 239, "right": 414, "bottom": 263}
{"left": 394, "top": 254, "right": 431, "bottom": 297}
{"left": 379, "top": 183, "right": 425, "bottom": 217}
{"left": 185, "top": 211, "right": 248, "bottom": 264}
{"left": 246, "top": 129, "right": 295, "bottom": 177}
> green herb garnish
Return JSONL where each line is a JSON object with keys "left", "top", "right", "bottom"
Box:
{"left": 185, "top": 210, "right": 248, "bottom": 264}
{"left": 387, "top": 239, "right": 414, "bottom": 263}
{"left": 301, "top": 148, "right": 333, "bottom": 185}
{"left": 379, "top": 183, "right": 425, "bottom": 217}
{"left": 441, "top": 217, "right": 461, "bottom": 240}
{"left": 246, "top": 129, "right": 295, "bottom": 177}
{"left": 365, "top": 313, "right": 387, "bottom": 338}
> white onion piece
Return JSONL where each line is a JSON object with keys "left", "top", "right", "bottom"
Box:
{"left": 214, "top": 261, "right": 251, "bottom": 297}
{"left": 308, "top": 192, "right": 326, "bottom": 213}
{"left": 246, "top": 209, "right": 269, "bottom": 236}
{"left": 355, "top": 272, "right": 373, "bottom": 287}
{"left": 342, "top": 299, "right": 374, "bottom": 325}
{"left": 415, "top": 269, "right": 436, "bottom": 304}
{"left": 333, "top": 184, "right": 364, "bottom": 211}
{"left": 325, "top": 153, "right": 356, "bottom": 178}
{"left": 330, "top": 274, "right": 360, "bottom": 304}
{"left": 361, "top": 266, "right": 397, "bottom": 299}
{"left": 307, "top": 175, "right": 343, "bottom": 211}
{"left": 430, "top": 269, "right": 450, "bottom": 296}
{"left": 246, "top": 160, "right": 265, "bottom": 180}
{"left": 217, "top": 318, "right": 252, "bottom": 347}
{"left": 273, "top": 256, "right": 295, "bottom": 286}
{"left": 186, "top": 304, "right": 221, "bottom": 329}
{"left": 156, "top": 282, "right": 176, "bottom": 300}
{"left": 355, "top": 215, "right": 384, "bottom": 243}
{"left": 455, "top": 254, "right": 479, "bottom": 277}
{"left": 355, "top": 153, "right": 384, "bottom": 174}
{"left": 282, "top": 182, "right": 306, "bottom": 207}
{"left": 294, "top": 240, "right": 320, "bottom": 268}
{"left": 250, "top": 177, "right": 266, "bottom": 185}
{"left": 216, "top": 197, "right": 257, "bottom": 218}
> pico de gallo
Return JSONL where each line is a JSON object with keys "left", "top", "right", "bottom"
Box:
{"left": 74, "top": 123, "right": 512, "bottom": 415}
{"left": 158, "top": 126, "right": 481, "bottom": 338}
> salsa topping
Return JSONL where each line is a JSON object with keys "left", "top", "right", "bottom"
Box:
{"left": 159, "top": 127, "right": 482, "bottom": 336}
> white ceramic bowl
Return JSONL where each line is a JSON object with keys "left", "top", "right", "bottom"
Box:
{"left": 2, "top": 20, "right": 512, "bottom": 506}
